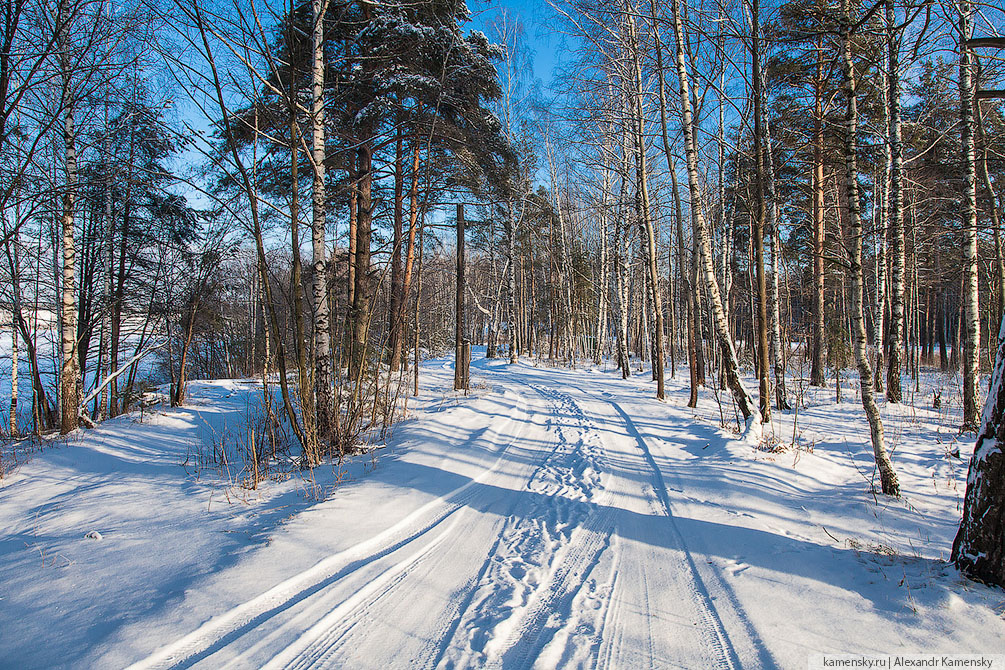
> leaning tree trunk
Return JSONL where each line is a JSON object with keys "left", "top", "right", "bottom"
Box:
{"left": 960, "top": 0, "right": 982, "bottom": 432}
{"left": 194, "top": 2, "right": 307, "bottom": 451}
{"left": 953, "top": 312, "right": 1005, "bottom": 586}
{"left": 669, "top": 0, "right": 757, "bottom": 423}
{"left": 842, "top": 0, "right": 899, "bottom": 496}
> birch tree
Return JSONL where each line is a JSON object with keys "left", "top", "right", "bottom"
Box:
{"left": 959, "top": 0, "right": 981, "bottom": 431}
{"left": 839, "top": 0, "right": 899, "bottom": 495}
{"left": 667, "top": 0, "right": 759, "bottom": 425}
{"left": 310, "top": 0, "right": 333, "bottom": 447}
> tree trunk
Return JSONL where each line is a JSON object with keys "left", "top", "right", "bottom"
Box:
{"left": 875, "top": 157, "right": 887, "bottom": 392}
{"left": 652, "top": 15, "right": 688, "bottom": 391}
{"left": 59, "top": 28, "right": 80, "bottom": 434}
{"left": 764, "top": 112, "right": 790, "bottom": 411}
{"left": 629, "top": 10, "right": 664, "bottom": 399}
{"left": 953, "top": 312, "right": 1005, "bottom": 587}
{"left": 960, "top": 2, "right": 981, "bottom": 431}
{"left": 98, "top": 104, "right": 113, "bottom": 422}
{"left": 389, "top": 131, "right": 405, "bottom": 372}
{"left": 400, "top": 138, "right": 422, "bottom": 369}
{"left": 350, "top": 139, "right": 373, "bottom": 382}
{"left": 885, "top": 0, "right": 906, "bottom": 403}
{"left": 752, "top": 0, "right": 771, "bottom": 421}
{"left": 811, "top": 37, "right": 827, "bottom": 388}
{"left": 455, "top": 204, "right": 467, "bottom": 390}
{"left": 193, "top": 3, "right": 308, "bottom": 451}
{"left": 669, "top": 0, "right": 757, "bottom": 424}
{"left": 506, "top": 202, "right": 518, "bottom": 364}
{"left": 595, "top": 159, "right": 611, "bottom": 365}
{"left": 841, "top": 0, "right": 899, "bottom": 495}
{"left": 172, "top": 298, "right": 201, "bottom": 407}
{"left": 289, "top": 83, "right": 314, "bottom": 457}
{"left": 311, "top": 0, "right": 333, "bottom": 449}
{"left": 614, "top": 126, "right": 631, "bottom": 379}
{"left": 8, "top": 234, "right": 19, "bottom": 435}
{"left": 977, "top": 104, "right": 1004, "bottom": 326}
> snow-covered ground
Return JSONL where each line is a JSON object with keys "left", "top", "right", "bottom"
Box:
{"left": 1, "top": 351, "right": 1003, "bottom": 669}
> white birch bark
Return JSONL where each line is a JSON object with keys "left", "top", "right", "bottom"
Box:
{"left": 764, "top": 114, "right": 790, "bottom": 411}
{"left": 885, "top": 0, "right": 906, "bottom": 403}
{"left": 668, "top": 0, "right": 758, "bottom": 426}
{"left": 960, "top": 0, "right": 981, "bottom": 430}
{"left": 628, "top": 8, "right": 665, "bottom": 399}
{"left": 58, "top": 3, "right": 80, "bottom": 434}
{"left": 311, "top": 0, "right": 333, "bottom": 450}
{"left": 9, "top": 235, "right": 19, "bottom": 436}
{"left": 841, "top": 0, "right": 899, "bottom": 495}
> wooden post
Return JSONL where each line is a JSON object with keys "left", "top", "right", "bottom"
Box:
{"left": 462, "top": 340, "right": 471, "bottom": 391}
{"left": 455, "top": 204, "right": 468, "bottom": 390}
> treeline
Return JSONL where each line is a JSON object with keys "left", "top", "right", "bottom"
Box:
{"left": 2, "top": 0, "right": 1003, "bottom": 468}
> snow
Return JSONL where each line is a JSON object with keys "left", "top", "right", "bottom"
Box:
{"left": 1, "top": 351, "right": 1004, "bottom": 669}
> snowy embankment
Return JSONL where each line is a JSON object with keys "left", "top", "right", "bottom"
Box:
{"left": 1, "top": 352, "right": 1003, "bottom": 669}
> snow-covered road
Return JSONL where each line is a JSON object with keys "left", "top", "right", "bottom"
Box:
{"left": 122, "top": 363, "right": 766, "bottom": 669}
{"left": 4, "top": 354, "right": 1004, "bottom": 669}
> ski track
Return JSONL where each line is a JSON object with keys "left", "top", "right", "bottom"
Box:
{"left": 599, "top": 394, "right": 775, "bottom": 670}
{"left": 125, "top": 367, "right": 774, "bottom": 669}
{"left": 127, "top": 393, "right": 533, "bottom": 670}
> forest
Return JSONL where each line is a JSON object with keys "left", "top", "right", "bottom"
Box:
{"left": 2, "top": 0, "right": 1005, "bottom": 666}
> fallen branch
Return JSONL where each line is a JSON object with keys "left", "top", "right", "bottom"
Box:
{"left": 78, "top": 341, "right": 169, "bottom": 421}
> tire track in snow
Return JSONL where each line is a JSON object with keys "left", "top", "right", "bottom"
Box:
{"left": 224, "top": 506, "right": 473, "bottom": 670}
{"left": 600, "top": 396, "right": 773, "bottom": 670}
{"left": 593, "top": 551, "right": 623, "bottom": 670}
{"left": 126, "top": 393, "right": 531, "bottom": 670}
{"left": 494, "top": 386, "right": 618, "bottom": 670}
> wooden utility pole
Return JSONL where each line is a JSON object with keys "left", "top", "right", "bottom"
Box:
{"left": 455, "top": 204, "right": 469, "bottom": 390}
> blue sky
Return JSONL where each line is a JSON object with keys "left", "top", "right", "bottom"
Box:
{"left": 469, "top": 0, "right": 560, "bottom": 91}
